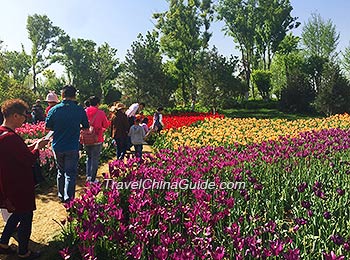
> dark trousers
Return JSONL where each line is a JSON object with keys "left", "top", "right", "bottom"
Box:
{"left": 134, "top": 144, "right": 143, "bottom": 160}
{"left": 116, "top": 137, "right": 128, "bottom": 160}
{"left": 0, "top": 211, "right": 33, "bottom": 255}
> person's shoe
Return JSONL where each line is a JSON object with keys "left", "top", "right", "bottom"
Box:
{"left": 18, "top": 250, "right": 41, "bottom": 259}
{"left": 0, "top": 244, "right": 17, "bottom": 254}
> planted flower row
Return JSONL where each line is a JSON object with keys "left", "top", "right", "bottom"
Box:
{"left": 154, "top": 114, "right": 350, "bottom": 149}
{"left": 61, "top": 127, "right": 350, "bottom": 259}
{"left": 146, "top": 112, "right": 224, "bottom": 130}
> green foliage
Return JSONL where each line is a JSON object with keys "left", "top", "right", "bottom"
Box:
{"left": 0, "top": 84, "right": 37, "bottom": 106}
{"left": 301, "top": 12, "right": 340, "bottom": 60}
{"left": 217, "top": 0, "right": 298, "bottom": 97}
{"left": 57, "top": 37, "right": 120, "bottom": 103}
{"left": 27, "top": 14, "right": 64, "bottom": 92}
{"left": 104, "top": 87, "right": 121, "bottom": 105}
{"left": 154, "top": 0, "right": 214, "bottom": 106}
{"left": 342, "top": 44, "right": 350, "bottom": 79}
{"left": 119, "top": 31, "right": 177, "bottom": 108}
{"left": 314, "top": 63, "right": 350, "bottom": 115}
{"left": 3, "top": 48, "right": 31, "bottom": 84}
{"left": 251, "top": 70, "right": 272, "bottom": 100}
{"left": 280, "top": 69, "right": 315, "bottom": 113}
{"left": 196, "top": 47, "right": 245, "bottom": 110}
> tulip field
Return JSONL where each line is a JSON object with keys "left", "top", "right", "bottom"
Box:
{"left": 57, "top": 113, "right": 350, "bottom": 259}
{"left": 17, "top": 113, "right": 350, "bottom": 259}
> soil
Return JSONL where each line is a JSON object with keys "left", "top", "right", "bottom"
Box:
{"left": 0, "top": 145, "right": 153, "bottom": 260}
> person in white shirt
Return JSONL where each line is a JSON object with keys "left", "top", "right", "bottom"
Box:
{"left": 125, "top": 102, "right": 145, "bottom": 118}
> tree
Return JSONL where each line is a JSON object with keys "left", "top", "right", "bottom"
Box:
{"left": 342, "top": 44, "right": 350, "bottom": 79}
{"left": 3, "top": 46, "right": 31, "bottom": 84}
{"left": 196, "top": 47, "right": 244, "bottom": 111}
{"left": 119, "top": 32, "right": 177, "bottom": 107}
{"left": 254, "top": 0, "right": 299, "bottom": 70}
{"left": 217, "top": 0, "right": 298, "bottom": 97}
{"left": 251, "top": 70, "right": 272, "bottom": 100}
{"left": 27, "top": 14, "right": 63, "bottom": 92}
{"left": 57, "top": 36, "right": 120, "bottom": 102}
{"left": 314, "top": 62, "right": 350, "bottom": 115}
{"left": 217, "top": 0, "right": 257, "bottom": 98}
{"left": 154, "top": 0, "right": 213, "bottom": 107}
{"left": 301, "top": 12, "right": 340, "bottom": 60}
{"left": 271, "top": 33, "right": 300, "bottom": 98}
{"left": 94, "top": 43, "right": 120, "bottom": 101}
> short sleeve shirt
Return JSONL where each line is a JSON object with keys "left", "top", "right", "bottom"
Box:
{"left": 46, "top": 100, "right": 89, "bottom": 152}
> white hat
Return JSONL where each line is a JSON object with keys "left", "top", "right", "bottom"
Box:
{"left": 45, "top": 91, "right": 59, "bottom": 103}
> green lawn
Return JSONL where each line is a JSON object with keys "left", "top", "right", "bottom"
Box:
{"left": 220, "top": 108, "right": 322, "bottom": 120}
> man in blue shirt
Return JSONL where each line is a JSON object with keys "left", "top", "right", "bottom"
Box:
{"left": 46, "top": 85, "right": 89, "bottom": 202}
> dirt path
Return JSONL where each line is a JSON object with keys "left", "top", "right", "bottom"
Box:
{"left": 0, "top": 145, "right": 153, "bottom": 260}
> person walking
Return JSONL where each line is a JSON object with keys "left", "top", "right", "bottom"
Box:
{"left": 125, "top": 102, "right": 145, "bottom": 150}
{"left": 45, "top": 91, "right": 60, "bottom": 116}
{"left": 84, "top": 96, "right": 110, "bottom": 182}
{"left": 31, "top": 100, "right": 45, "bottom": 123}
{"left": 45, "top": 85, "right": 89, "bottom": 203}
{"left": 0, "top": 99, "right": 48, "bottom": 259}
{"left": 152, "top": 107, "right": 164, "bottom": 132}
{"left": 110, "top": 103, "right": 129, "bottom": 160}
{"left": 128, "top": 117, "right": 146, "bottom": 162}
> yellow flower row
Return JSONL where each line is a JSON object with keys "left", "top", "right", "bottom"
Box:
{"left": 159, "top": 114, "right": 350, "bottom": 149}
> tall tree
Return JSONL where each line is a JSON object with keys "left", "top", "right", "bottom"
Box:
{"left": 217, "top": 0, "right": 298, "bottom": 97}
{"left": 154, "top": 0, "right": 213, "bottom": 107}
{"left": 57, "top": 36, "right": 120, "bottom": 102}
{"left": 3, "top": 46, "right": 31, "bottom": 84}
{"left": 217, "top": 0, "right": 257, "bottom": 98}
{"left": 94, "top": 43, "right": 120, "bottom": 101}
{"left": 342, "top": 44, "right": 350, "bottom": 79}
{"left": 301, "top": 12, "right": 340, "bottom": 60}
{"left": 26, "top": 14, "right": 63, "bottom": 92}
{"left": 255, "top": 0, "right": 299, "bottom": 70}
{"left": 196, "top": 47, "right": 244, "bottom": 111}
{"left": 119, "top": 31, "right": 177, "bottom": 107}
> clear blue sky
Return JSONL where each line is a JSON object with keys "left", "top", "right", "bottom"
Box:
{"left": 0, "top": 0, "right": 349, "bottom": 62}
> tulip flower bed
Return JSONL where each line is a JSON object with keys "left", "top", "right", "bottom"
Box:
{"left": 61, "top": 127, "right": 350, "bottom": 259}
{"left": 154, "top": 114, "right": 350, "bottom": 150}
{"left": 146, "top": 112, "right": 224, "bottom": 130}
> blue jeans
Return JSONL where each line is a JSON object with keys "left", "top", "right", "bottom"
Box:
{"left": 134, "top": 144, "right": 143, "bottom": 160}
{"left": 0, "top": 212, "right": 33, "bottom": 255}
{"left": 85, "top": 143, "right": 102, "bottom": 182}
{"left": 54, "top": 150, "right": 79, "bottom": 202}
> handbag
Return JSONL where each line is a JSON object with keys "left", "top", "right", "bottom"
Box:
{"left": 80, "top": 111, "right": 99, "bottom": 145}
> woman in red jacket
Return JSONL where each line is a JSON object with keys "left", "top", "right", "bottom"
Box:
{"left": 0, "top": 99, "right": 48, "bottom": 259}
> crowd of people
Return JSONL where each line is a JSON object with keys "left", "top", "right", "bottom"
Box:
{"left": 0, "top": 85, "right": 165, "bottom": 259}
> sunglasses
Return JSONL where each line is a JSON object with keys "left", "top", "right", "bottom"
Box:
{"left": 17, "top": 112, "right": 30, "bottom": 118}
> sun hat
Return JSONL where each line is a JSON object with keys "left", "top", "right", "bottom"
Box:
{"left": 45, "top": 91, "right": 59, "bottom": 103}
{"left": 116, "top": 103, "right": 126, "bottom": 110}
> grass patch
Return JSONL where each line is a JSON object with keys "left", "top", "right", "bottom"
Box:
{"left": 220, "top": 108, "right": 322, "bottom": 120}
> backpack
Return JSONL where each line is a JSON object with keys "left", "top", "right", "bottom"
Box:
{"left": 80, "top": 112, "right": 99, "bottom": 145}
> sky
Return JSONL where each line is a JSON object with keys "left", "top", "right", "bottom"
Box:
{"left": 0, "top": 0, "right": 349, "bottom": 65}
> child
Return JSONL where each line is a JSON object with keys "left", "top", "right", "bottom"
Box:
{"left": 141, "top": 117, "right": 150, "bottom": 134}
{"left": 128, "top": 118, "right": 146, "bottom": 161}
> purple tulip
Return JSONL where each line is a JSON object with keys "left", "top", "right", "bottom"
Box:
{"left": 336, "top": 188, "right": 345, "bottom": 196}
{"left": 297, "top": 182, "right": 307, "bottom": 193}
{"left": 323, "top": 211, "right": 331, "bottom": 219}
{"left": 301, "top": 201, "right": 311, "bottom": 209}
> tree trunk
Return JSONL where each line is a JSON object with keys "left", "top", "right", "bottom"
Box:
{"left": 32, "top": 66, "right": 37, "bottom": 93}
